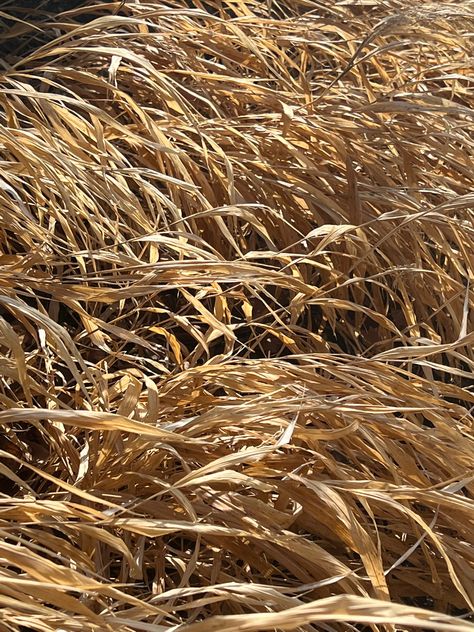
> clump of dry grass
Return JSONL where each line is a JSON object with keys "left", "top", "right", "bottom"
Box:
{"left": 0, "top": 0, "right": 473, "bottom": 630}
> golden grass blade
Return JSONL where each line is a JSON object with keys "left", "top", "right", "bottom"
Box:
{"left": 177, "top": 595, "right": 474, "bottom": 632}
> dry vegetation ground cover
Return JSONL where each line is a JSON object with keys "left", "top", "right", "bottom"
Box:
{"left": 0, "top": 0, "right": 473, "bottom": 630}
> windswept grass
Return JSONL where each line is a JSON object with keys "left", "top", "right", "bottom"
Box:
{"left": 0, "top": 1, "right": 473, "bottom": 630}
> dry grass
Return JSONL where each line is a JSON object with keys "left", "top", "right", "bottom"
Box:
{"left": 0, "top": 0, "right": 473, "bottom": 630}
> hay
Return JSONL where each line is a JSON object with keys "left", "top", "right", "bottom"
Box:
{"left": 0, "top": 0, "right": 473, "bottom": 630}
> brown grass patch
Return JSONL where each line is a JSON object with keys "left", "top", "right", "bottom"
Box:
{"left": 0, "top": 0, "right": 473, "bottom": 630}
